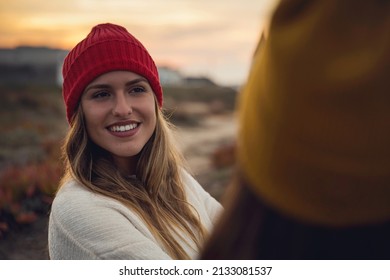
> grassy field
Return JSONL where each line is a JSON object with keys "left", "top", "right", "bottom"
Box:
{"left": 0, "top": 85, "right": 66, "bottom": 241}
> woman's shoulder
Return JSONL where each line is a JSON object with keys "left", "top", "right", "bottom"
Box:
{"left": 180, "top": 169, "right": 201, "bottom": 192}
{"left": 53, "top": 179, "right": 99, "bottom": 206}
{"left": 179, "top": 168, "right": 223, "bottom": 225}
{"left": 48, "top": 179, "right": 170, "bottom": 259}
{"left": 50, "top": 179, "right": 122, "bottom": 219}
{"left": 180, "top": 169, "right": 222, "bottom": 205}
{"left": 49, "top": 178, "right": 145, "bottom": 238}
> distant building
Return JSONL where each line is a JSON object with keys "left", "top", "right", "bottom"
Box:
{"left": 158, "top": 66, "right": 184, "bottom": 86}
{"left": 184, "top": 76, "right": 216, "bottom": 87}
{"left": 0, "top": 46, "right": 68, "bottom": 86}
{"left": 158, "top": 66, "right": 217, "bottom": 87}
{"left": 0, "top": 46, "right": 68, "bottom": 66}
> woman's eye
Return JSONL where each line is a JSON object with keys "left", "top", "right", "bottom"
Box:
{"left": 130, "top": 86, "right": 146, "bottom": 94}
{"left": 93, "top": 91, "right": 110, "bottom": 99}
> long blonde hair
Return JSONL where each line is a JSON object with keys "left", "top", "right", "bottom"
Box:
{"left": 60, "top": 104, "right": 207, "bottom": 259}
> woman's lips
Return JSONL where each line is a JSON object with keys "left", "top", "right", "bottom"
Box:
{"left": 107, "top": 121, "right": 140, "bottom": 137}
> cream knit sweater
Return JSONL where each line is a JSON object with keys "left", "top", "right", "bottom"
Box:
{"left": 48, "top": 171, "right": 222, "bottom": 260}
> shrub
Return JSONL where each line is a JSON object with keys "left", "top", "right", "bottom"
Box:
{"left": 0, "top": 159, "right": 62, "bottom": 238}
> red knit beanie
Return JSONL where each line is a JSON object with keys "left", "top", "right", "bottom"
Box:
{"left": 62, "top": 23, "right": 163, "bottom": 123}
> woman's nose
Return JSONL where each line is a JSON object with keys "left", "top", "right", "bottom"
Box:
{"left": 112, "top": 93, "right": 132, "bottom": 117}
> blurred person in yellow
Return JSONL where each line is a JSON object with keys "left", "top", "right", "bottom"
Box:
{"left": 202, "top": 0, "right": 390, "bottom": 259}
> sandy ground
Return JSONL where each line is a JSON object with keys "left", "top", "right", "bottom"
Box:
{"left": 177, "top": 113, "right": 237, "bottom": 173}
{"left": 0, "top": 113, "right": 237, "bottom": 260}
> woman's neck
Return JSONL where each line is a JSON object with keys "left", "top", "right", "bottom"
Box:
{"left": 112, "top": 154, "right": 139, "bottom": 176}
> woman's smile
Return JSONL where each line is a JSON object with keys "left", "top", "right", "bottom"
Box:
{"left": 107, "top": 120, "right": 141, "bottom": 138}
{"left": 108, "top": 122, "right": 139, "bottom": 133}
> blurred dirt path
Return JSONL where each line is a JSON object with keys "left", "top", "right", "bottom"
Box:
{"left": 176, "top": 113, "right": 237, "bottom": 174}
{"left": 176, "top": 113, "right": 237, "bottom": 201}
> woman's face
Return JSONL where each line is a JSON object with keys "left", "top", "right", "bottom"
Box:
{"left": 81, "top": 71, "right": 157, "bottom": 173}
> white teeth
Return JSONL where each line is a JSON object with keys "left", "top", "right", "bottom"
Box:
{"left": 109, "top": 123, "right": 138, "bottom": 132}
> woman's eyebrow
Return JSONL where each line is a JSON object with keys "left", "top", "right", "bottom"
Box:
{"left": 84, "top": 84, "right": 111, "bottom": 93}
{"left": 125, "top": 78, "right": 149, "bottom": 87}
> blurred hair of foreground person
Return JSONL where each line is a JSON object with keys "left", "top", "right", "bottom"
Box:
{"left": 48, "top": 23, "right": 222, "bottom": 260}
{"left": 202, "top": 0, "right": 390, "bottom": 259}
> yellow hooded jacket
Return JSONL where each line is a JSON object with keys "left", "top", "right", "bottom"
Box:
{"left": 238, "top": 0, "right": 390, "bottom": 227}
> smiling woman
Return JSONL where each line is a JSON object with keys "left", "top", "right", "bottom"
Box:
{"left": 48, "top": 23, "right": 222, "bottom": 260}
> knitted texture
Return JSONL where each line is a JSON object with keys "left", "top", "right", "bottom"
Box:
{"left": 62, "top": 23, "right": 163, "bottom": 123}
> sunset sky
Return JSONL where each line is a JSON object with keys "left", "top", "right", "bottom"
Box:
{"left": 0, "top": 0, "right": 277, "bottom": 86}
